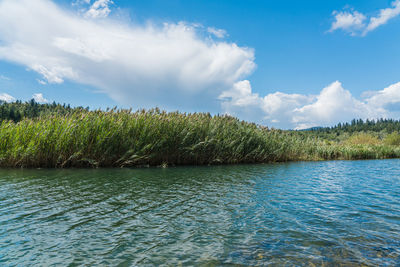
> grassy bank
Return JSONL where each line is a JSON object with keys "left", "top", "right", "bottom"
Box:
{"left": 1, "top": 104, "right": 400, "bottom": 168}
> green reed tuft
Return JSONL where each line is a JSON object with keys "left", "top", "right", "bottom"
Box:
{"left": 1, "top": 107, "right": 400, "bottom": 168}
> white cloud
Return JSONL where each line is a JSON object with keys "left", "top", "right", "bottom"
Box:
{"left": 366, "top": 81, "right": 400, "bottom": 108}
{"left": 32, "top": 93, "right": 48, "bottom": 103}
{"left": 85, "top": 0, "right": 113, "bottom": 19}
{"left": 330, "top": 1, "right": 400, "bottom": 36}
{"left": 329, "top": 10, "right": 366, "bottom": 35}
{"left": 0, "top": 0, "right": 255, "bottom": 111}
{"left": 262, "top": 92, "right": 312, "bottom": 121}
{"left": 219, "top": 80, "right": 261, "bottom": 107}
{"left": 219, "top": 80, "right": 265, "bottom": 122}
{"left": 220, "top": 81, "right": 400, "bottom": 129}
{"left": 31, "top": 64, "right": 75, "bottom": 84}
{"left": 365, "top": 0, "right": 400, "bottom": 34}
{"left": 292, "top": 81, "right": 379, "bottom": 129}
{"left": 0, "top": 93, "right": 15, "bottom": 102}
{"left": 207, "top": 27, "right": 227, "bottom": 38}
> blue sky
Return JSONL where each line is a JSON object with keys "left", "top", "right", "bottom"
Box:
{"left": 0, "top": 0, "right": 399, "bottom": 129}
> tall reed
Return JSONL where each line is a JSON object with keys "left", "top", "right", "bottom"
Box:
{"left": 0, "top": 108, "right": 399, "bottom": 168}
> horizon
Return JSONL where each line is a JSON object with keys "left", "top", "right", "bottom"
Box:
{"left": 0, "top": 0, "right": 399, "bottom": 129}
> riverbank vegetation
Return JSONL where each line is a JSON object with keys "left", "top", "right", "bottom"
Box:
{"left": 1, "top": 100, "right": 400, "bottom": 168}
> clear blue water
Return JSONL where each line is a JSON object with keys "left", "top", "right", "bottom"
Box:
{"left": 1, "top": 160, "right": 400, "bottom": 266}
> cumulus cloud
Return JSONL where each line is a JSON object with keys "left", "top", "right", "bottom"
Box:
{"left": 219, "top": 80, "right": 266, "bottom": 122}
{"left": 220, "top": 81, "right": 316, "bottom": 129}
{"left": 330, "top": 1, "right": 400, "bottom": 36}
{"left": 262, "top": 92, "right": 313, "bottom": 127}
{"left": 219, "top": 80, "right": 261, "bottom": 107}
{"left": 0, "top": 93, "right": 15, "bottom": 102}
{"left": 0, "top": 0, "right": 255, "bottom": 111}
{"left": 32, "top": 93, "right": 48, "bottom": 103}
{"left": 291, "top": 82, "right": 379, "bottom": 129}
{"left": 366, "top": 82, "right": 400, "bottom": 110}
{"left": 220, "top": 81, "right": 400, "bottom": 129}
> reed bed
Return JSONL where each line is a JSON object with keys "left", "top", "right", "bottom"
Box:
{"left": 0, "top": 108, "right": 399, "bottom": 168}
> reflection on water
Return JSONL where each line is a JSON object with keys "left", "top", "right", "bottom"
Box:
{"left": 0, "top": 160, "right": 400, "bottom": 266}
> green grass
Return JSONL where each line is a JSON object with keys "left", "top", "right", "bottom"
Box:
{"left": 0, "top": 108, "right": 400, "bottom": 168}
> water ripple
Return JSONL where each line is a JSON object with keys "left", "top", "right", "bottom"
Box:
{"left": 0, "top": 160, "right": 400, "bottom": 266}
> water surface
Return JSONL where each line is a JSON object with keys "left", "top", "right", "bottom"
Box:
{"left": 1, "top": 160, "right": 400, "bottom": 266}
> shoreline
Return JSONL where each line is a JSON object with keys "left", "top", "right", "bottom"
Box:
{"left": 1, "top": 155, "right": 399, "bottom": 169}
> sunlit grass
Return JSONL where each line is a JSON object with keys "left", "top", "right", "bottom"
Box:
{"left": 343, "top": 133, "right": 381, "bottom": 145}
{"left": 0, "top": 108, "right": 400, "bottom": 168}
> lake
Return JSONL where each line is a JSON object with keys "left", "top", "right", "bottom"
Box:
{"left": 1, "top": 160, "right": 399, "bottom": 266}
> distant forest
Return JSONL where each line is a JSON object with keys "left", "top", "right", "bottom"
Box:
{"left": 309, "top": 119, "right": 400, "bottom": 134}
{"left": 0, "top": 100, "right": 78, "bottom": 122}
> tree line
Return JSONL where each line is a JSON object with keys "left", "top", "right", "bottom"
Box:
{"left": 0, "top": 100, "right": 85, "bottom": 122}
